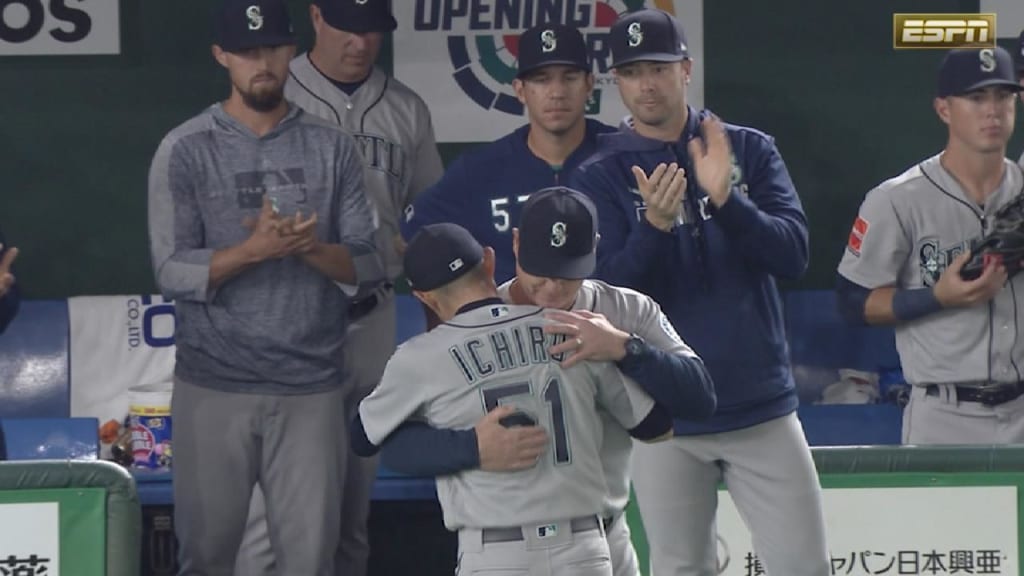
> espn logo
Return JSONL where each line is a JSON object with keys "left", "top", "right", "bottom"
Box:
{"left": 893, "top": 14, "right": 996, "bottom": 49}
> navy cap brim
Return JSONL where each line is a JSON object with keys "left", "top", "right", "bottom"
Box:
{"left": 219, "top": 35, "right": 296, "bottom": 52}
{"left": 612, "top": 51, "right": 687, "bottom": 69}
{"left": 947, "top": 78, "right": 1024, "bottom": 96}
{"left": 518, "top": 250, "right": 595, "bottom": 280}
{"left": 516, "top": 60, "right": 589, "bottom": 78}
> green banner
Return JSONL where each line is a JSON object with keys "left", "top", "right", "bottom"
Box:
{"left": 0, "top": 488, "right": 106, "bottom": 576}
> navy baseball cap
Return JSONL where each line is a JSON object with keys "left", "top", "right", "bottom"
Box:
{"left": 610, "top": 9, "right": 689, "bottom": 69}
{"left": 516, "top": 24, "right": 589, "bottom": 78}
{"left": 518, "top": 187, "right": 598, "bottom": 280}
{"left": 315, "top": 0, "right": 397, "bottom": 34}
{"left": 214, "top": 0, "right": 295, "bottom": 52}
{"left": 404, "top": 224, "right": 484, "bottom": 292}
{"left": 937, "top": 47, "right": 1023, "bottom": 97}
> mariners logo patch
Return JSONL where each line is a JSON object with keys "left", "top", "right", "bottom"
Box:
{"left": 627, "top": 21, "right": 643, "bottom": 47}
{"left": 551, "top": 222, "right": 568, "bottom": 247}
{"left": 540, "top": 29, "right": 557, "bottom": 53}
{"left": 246, "top": 6, "right": 263, "bottom": 30}
{"left": 918, "top": 239, "right": 969, "bottom": 287}
{"left": 847, "top": 216, "right": 869, "bottom": 256}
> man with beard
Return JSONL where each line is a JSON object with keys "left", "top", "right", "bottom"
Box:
{"left": 146, "top": 0, "right": 382, "bottom": 573}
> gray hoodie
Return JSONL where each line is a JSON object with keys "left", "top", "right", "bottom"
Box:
{"left": 148, "top": 103, "right": 382, "bottom": 394}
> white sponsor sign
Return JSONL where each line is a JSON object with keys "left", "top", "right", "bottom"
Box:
{"left": 0, "top": 0, "right": 120, "bottom": 56}
{"left": 0, "top": 502, "right": 60, "bottom": 574}
{"left": 716, "top": 485, "right": 1018, "bottom": 575}
{"left": 394, "top": 0, "right": 704, "bottom": 142}
{"left": 69, "top": 295, "right": 176, "bottom": 451}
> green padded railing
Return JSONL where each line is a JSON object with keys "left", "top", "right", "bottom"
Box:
{"left": 0, "top": 460, "right": 141, "bottom": 576}
{"left": 813, "top": 445, "right": 1024, "bottom": 474}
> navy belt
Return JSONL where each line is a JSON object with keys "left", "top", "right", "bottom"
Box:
{"left": 348, "top": 284, "right": 393, "bottom": 322}
{"left": 925, "top": 381, "right": 1024, "bottom": 406}
{"left": 481, "top": 516, "right": 602, "bottom": 544}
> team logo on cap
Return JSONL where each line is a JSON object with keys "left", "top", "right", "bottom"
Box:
{"left": 540, "top": 29, "right": 557, "bottom": 53}
{"left": 246, "top": 5, "right": 263, "bottom": 31}
{"left": 551, "top": 222, "right": 568, "bottom": 247}
{"left": 433, "top": 1, "right": 676, "bottom": 117}
{"left": 979, "top": 48, "right": 996, "bottom": 72}
{"left": 627, "top": 22, "right": 643, "bottom": 47}
{"left": 356, "top": 0, "right": 368, "bottom": 4}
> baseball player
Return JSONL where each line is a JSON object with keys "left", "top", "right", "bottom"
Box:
{"left": 837, "top": 47, "right": 1024, "bottom": 445}
{"left": 569, "top": 9, "right": 829, "bottom": 576}
{"left": 401, "top": 23, "right": 616, "bottom": 286}
{"left": 377, "top": 187, "right": 716, "bottom": 576}
{"left": 236, "top": 1, "right": 443, "bottom": 575}
{"left": 353, "top": 222, "right": 673, "bottom": 576}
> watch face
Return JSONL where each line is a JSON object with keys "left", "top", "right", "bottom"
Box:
{"left": 626, "top": 336, "right": 643, "bottom": 356}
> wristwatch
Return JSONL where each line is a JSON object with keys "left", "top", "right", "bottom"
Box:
{"left": 623, "top": 333, "right": 646, "bottom": 359}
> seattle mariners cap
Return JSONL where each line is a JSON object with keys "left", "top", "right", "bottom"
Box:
{"left": 609, "top": 9, "right": 689, "bottom": 69}
{"left": 937, "top": 47, "right": 1023, "bottom": 97}
{"left": 516, "top": 24, "right": 590, "bottom": 79}
{"left": 314, "top": 0, "right": 397, "bottom": 34}
{"left": 517, "top": 187, "right": 598, "bottom": 280}
{"left": 404, "top": 223, "right": 484, "bottom": 292}
{"left": 214, "top": 0, "right": 295, "bottom": 52}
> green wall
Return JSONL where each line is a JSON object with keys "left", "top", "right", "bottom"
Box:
{"left": 1, "top": 0, "right": 1020, "bottom": 298}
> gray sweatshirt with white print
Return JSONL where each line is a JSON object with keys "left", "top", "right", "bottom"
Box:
{"left": 148, "top": 103, "right": 383, "bottom": 394}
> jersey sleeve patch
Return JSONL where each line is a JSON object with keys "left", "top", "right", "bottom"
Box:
{"left": 847, "top": 216, "right": 869, "bottom": 256}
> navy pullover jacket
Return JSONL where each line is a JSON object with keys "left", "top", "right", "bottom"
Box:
{"left": 571, "top": 107, "right": 809, "bottom": 435}
{"left": 401, "top": 119, "right": 617, "bottom": 283}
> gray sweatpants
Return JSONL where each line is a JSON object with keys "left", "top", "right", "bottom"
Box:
{"left": 172, "top": 377, "right": 346, "bottom": 576}
{"left": 630, "top": 412, "right": 829, "bottom": 576}
{"left": 234, "top": 296, "right": 396, "bottom": 576}
{"left": 902, "top": 384, "right": 1024, "bottom": 444}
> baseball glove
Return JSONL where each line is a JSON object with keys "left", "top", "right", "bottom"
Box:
{"left": 960, "top": 193, "right": 1024, "bottom": 281}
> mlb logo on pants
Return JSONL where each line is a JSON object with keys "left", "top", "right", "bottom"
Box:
{"left": 536, "top": 524, "right": 557, "bottom": 539}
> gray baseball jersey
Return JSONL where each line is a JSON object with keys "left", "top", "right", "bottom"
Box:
{"left": 498, "top": 278, "right": 699, "bottom": 517}
{"left": 1019, "top": 149, "right": 1023, "bottom": 169}
{"left": 838, "top": 154, "right": 1024, "bottom": 385}
{"left": 358, "top": 302, "right": 655, "bottom": 531}
{"left": 285, "top": 57, "right": 444, "bottom": 280}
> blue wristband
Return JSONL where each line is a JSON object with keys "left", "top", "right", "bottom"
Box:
{"left": 892, "top": 288, "right": 943, "bottom": 322}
